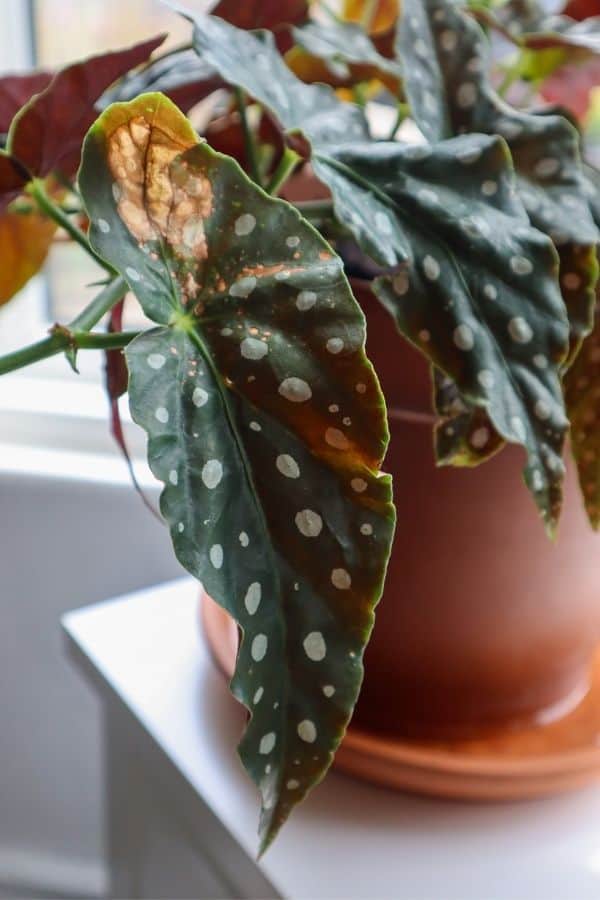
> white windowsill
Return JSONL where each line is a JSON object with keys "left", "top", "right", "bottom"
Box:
{"left": 0, "top": 370, "right": 158, "bottom": 487}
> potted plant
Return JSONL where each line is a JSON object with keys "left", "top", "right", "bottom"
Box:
{"left": 1, "top": 0, "right": 599, "bottom": 854}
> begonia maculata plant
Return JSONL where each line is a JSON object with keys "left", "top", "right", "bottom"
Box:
{"left": 0, "top": 0, "right": 599, "bottom": 852}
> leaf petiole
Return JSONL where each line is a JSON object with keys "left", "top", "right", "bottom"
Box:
{"left": 386, "top": 103, "right": 409, "bottom": 141}
{"left": 234, "top": 87, "right": 262, "bottom": 186}
{"left": 317, "top": 0, "right": 342, "bottom": 22}
{"left": 266, "top": 147, "right": 301, "bottom": 196}
{"left": 29, "top": 178, "right": 115, "bottom": 275}
{"left": 69, "top": 275, "right": 128, "bottom": 331}
{"left": 0, "top": 276, "right": 129, "bottom": 376}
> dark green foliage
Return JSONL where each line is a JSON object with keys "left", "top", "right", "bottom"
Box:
{"left": 186, "top": 9, "right": 573, "bottom": 530}
{"left": 78, "top": 93, "right": 394, "bottom": 851}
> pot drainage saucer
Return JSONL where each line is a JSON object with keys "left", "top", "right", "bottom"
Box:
{"left": 201, "top": 592, "right": 600, "bottom": 800}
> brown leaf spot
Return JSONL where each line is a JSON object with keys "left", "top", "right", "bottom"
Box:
{"left": 107, "top": 116, "right": 213, "bottom": 261}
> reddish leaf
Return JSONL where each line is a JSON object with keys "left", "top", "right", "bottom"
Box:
{"left": 212, "top": 0, "right": 308, "bottom": 29}
{"left": 6, "top": 35, "right": 166, "bottom": 179}
{"left": 212, "top": 0, "right": 308, "bottom": 50}
{"left": 565, "top": 0, "right": 600, "bottom": 20}
{"left": 104, "top": 50, "right": 223, "bottom": 114}
{"left": 105, "top": 300, "right": 128, "bottom": 399}
{"left": 205, "top": 110, "right": 284, "bottom": 171}
{"left": 541, "top": 57, "right": 600, "bottom": 119}
{"left": 105, "top": 299, "right": 160, "bottom": 519}
{"left": 0, "top": 153, "right": 29, "bottom": 211}
{"left": 0, "top": 71, "right": 52, "bottom": 134}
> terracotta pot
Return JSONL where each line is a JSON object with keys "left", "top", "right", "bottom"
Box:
{"left": 353, "top": 285, "right": 600, "bottom": 738}
{"left": 204, "top": 279, "right": 600, "bottom": 744}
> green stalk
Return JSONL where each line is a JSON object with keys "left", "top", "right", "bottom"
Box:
{"left": 293, "top": 199, "right": 334, "bottom": 218}
{"left": 386, "top": 103, "right": 409, "bottom": 141}
{"left": 497, "top": 59, "right": 521, "bottom": 98}
{"left": 318, "top": 0, "right": 341, "bottom": 22}
{"left": 235, "top": 87, "right": 261, "bottom": 186}
{"left": 266, "top": 148, "right": 301, "bottom": 196}
{"left": 29, "top": 179, "right": 115, "bottom": 275}
{"left": 70, "top": 276, "right": 128, "bottom": 331}
{"left": 352, "top": 83, "right": 368, "bottom": 108}
{"left": 0, "top": 277, "right": 128, "bottom": 376}
{"left": 0, "top": 328, "right": 138, "bottom": 377}
{"left": 73, "top": 330, "right": 139, "bottom": 350}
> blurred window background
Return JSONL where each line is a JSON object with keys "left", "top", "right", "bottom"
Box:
{"left": 0, "top": 1, "right": 206, "bottom": 379}
{"left": 29, "top": 2, "right": 193, "bottom": 375}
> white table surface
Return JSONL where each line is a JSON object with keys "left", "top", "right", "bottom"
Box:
{"left": 63, "top": 579, "right": 600, "bottom": 900}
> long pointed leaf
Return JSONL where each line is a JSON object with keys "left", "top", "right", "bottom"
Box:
{"left": 398, "top": 0, "right": 599, "bottom": 359}
{"left": 78, "top": 93, "right": 394, "bottom": 851}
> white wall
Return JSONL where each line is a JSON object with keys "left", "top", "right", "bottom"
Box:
{"left": 0, "top": 469, "right": 183, "bottom": 898}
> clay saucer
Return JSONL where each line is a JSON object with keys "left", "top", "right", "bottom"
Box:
{"left": 201, "top": 592, "right": 600, "bottom": 800}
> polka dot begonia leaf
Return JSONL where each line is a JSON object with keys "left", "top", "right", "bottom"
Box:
{"left": 584, "top": 166, "right": 600, "bottom": 229}
{"left": 347, "top": 136, "right": 571, "bottom": 532}
{"left": 565, "top": 168, "right": 600, "bottom": 528}
{"left": 103, "top": 50, "right": 222, "bottom": 114}
{"left": 185, "top": 10, "right": 574, "bottom": 530}
{"left": 185, "top": 12, "right": 371, "bottom": 148}
{"left": 290, "top": 20, "right": 403, "bottom": 95}
{"left": 433, "top": 368, "right": 504, "bottom": 467}
{"left": 565, "top": 271, "right": 600, "bottom": 527}
{"left": 398, "top": 0, "right": 600, "bottom": 529}
{"left": 77, "top": 93, "right": 395, "bottom": 852}
{"left": 474, "top": 4, "right": 600, "bottom": 61}
{"left": 398, "top": 0, "right": 599, "bottom": 363}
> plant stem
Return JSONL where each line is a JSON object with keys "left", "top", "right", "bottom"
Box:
{"left": 386, "top": 103, "right": 409, "bottom": 141}
{"left": 74, "top": 330, "right": 139, "bottom": 350}
{"left": 29, "top": 179, "right": 114, "bottom": 274}
{"left": 0, "top": 277, "right": 128, "bottom": 376}
{"left": 497, "top": 60, "right": 521, "bottom": 98}
{"left": 266, "top": 147, "right": 301, "bottom": 196}
{"left": 352, "top": 83, "right": 368, "bottom": 108}
{"left": 294, "top": 199, "right": 334, "bottom": 218}
{"left": 235, "top": 87, "right": 261, "bottom": 186}
{"left": 318, "top": 0, "right": 341, "bottom": 22}
{"left": 0, "top": 328, "right": 138, "bottom": 376}
{"left": 70, "top": 276, "right": 128, "bottom": 331}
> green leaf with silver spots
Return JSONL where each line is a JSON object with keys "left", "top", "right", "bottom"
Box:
{"left": 78, "top": 93, "right": 394, "bottom": 852}
{"left": 564, "top": 270, "right": 600, "bottom": 528}
{"left": 357, "top": 137, "right": 570, "bottom": 531}
{"left": 184, "top": 10, "right": 572, "bottom": 528}
{"left": 398, "top": 0, "right": 599, "bottom": 360}
{"left": 291, "top": 20, "right": 403, "bottom": 94}
{"left": 433, "top": 369, "right": 504, "bottom": 467}
{"left": 182, "top": 9, "right": 370, "bottom": 147}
